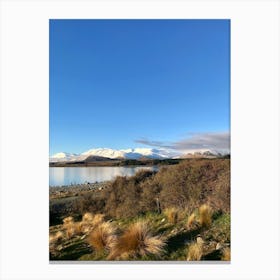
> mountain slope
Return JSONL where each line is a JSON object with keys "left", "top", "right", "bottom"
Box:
{"left": 50, "top": 147, "right": 228, "bottom": 162}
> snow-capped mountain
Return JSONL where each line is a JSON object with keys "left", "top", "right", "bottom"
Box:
{"left": 49, "top": 147, "right": 228, "bottom": 162}
{"left": 50, "top": 148, "right": 178, "bottom": 162}
{"left": 49, "top": 152, "right": 79, "bottom": 162}
{"left": 81, "top": 148, "right": 177, "bottom": 159}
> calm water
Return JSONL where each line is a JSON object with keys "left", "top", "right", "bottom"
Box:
{"left": 49, "top": 166, "right": 158, "bottom": 187}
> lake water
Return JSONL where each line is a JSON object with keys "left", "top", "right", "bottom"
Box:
{"left": 49, "top": 166, "right": 158, "bottom": 187}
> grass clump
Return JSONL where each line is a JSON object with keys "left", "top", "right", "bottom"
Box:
{"left": 80, "top": 213, "right": 105, "bottom": 234}
{"left": 82, "top": 212, "right": 94, "bottom": 223}
{"left": 49, "top": 231, "right": 64, "bottom": 244}
{"left": 62, "top": 216, "right": 77, "bottom": 238}
{"left": 187, "top": 241, "right": 203, "bottom": 261}
{"left": 163, "top": 207, "right": 180, "bottom": 224}
{"left": 108, "top": 221, "right": 165, "bottom": 260}
{"left": 187, "top": 212, "right": 197, "bottom": 229}
{"left": 198, "top": 204, "right": 212, "bottom": 228}
{"left": 221, "top": 247, "right": 231, "bottom": 261}
{"left": 87, "top": 221, "right": 116, "bottom": 253}
{"left": 91, "top": 214, "right": 105, "bottom": 226}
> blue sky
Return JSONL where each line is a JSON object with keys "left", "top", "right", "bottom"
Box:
{"left": 49, "top": 19, "right": 230, "bottom": 155}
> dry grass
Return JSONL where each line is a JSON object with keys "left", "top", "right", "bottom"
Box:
{"left": 221, "top": 247, "right": 231, "bottom": 261}
{"left": 87, "top": 221, "right": 117, "bottom": 253}
{"left": 62, "top": 216, "right": 77, "bottom": 238}
{"left": 187, "top": 213, "right": 196, "bottom": 229}
{"left": 63, "top": 216, "right": 74, "bottom": 224}
{"left": 79, "top": 213, "right": 103, "bottom": 233}
{"left": 198, "top": 204, "right": 212, "bottom": 228}
{"left": 74, "top": 221, "right": 84, "bottom": 235}
{"left": 65, "top": 225, "right": 76, "bottom": 239}
{"left": 49, "top": 231, "right": 64, "bottom": 244}
{"left": 82, "top": 212, "right": 94, "bottom": 223}
{"left": 108, "top": 221, "right": 165, "bottom": 260}
{"left": 91, "top": 214, "right": 105, "bottom": 226}
{"left": 163, "top": 207, "right": 180, "bottom": 224}
{"left": 187, "top": 241, "right": 203, "bottom": 261}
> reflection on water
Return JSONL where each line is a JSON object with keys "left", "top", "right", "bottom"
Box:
{"left": 49, "top": 166, "right": 158, "bottom": 187}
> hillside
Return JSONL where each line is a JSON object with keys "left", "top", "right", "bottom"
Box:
{"left": 49, "top": 158, "right": 230, "bottom": 261}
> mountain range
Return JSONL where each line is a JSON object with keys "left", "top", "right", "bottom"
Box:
{"left": 49, "top": 148, "right": 225, "bottom": 163}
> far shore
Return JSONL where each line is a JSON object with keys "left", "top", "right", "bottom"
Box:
{"left": 49, "top": 158, "right": 184, "bottom": 168}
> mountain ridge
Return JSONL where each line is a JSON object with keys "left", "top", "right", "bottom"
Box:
{"left": 50, "top": 147, "right": 227, "bottom": 163}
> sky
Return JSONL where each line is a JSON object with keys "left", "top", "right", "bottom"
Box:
{"left": 49, "top": 19, "right": 230, "bottom": 155}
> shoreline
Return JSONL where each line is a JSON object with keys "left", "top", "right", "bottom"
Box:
{"left": 49, "top": 181, "right": 110, "bottom": 199}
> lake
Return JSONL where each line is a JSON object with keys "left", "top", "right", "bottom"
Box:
{"left": 49, "top": 166, "right": 158, "bottom": 187}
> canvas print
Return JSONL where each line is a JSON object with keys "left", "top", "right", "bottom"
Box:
{"left": 49, "top": 19, "right": 230, "bottom": 261}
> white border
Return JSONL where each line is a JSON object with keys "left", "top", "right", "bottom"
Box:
{"left": 0, "top": 0, "right": 279, "bottom": 279}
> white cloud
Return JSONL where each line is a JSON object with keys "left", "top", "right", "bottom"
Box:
{"left": 135, "top": 131, "right": 230, "bottom": 153}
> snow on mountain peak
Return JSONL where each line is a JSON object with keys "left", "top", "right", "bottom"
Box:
{"left": 51, "top": 152, "right": 76, "bottom": 159}
{"left": 50, "top": 147, "right": 178, "bottom": 162}
{"left": 50, "top": 152, "right": 79, "bottom": 162}
{"left": 82, "top": 148, "right": 126, "bottom": 159}
{"left": 49, "top": 147, "right": 228, "bottom": 162}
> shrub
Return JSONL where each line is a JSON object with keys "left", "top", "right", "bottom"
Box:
{"left": 108, "top": 221, "right": 165, "bottom": 260}
{"left": 140, "top": 178, "right": 162, "bottom": 213}
{"left": 104, "top": 176, "right": 142, "bottom": 218}
{"left": 72, "top": 193, "right": 106, "bottom": 216}
{"left": 132, "top": 169, "right": 156, "bottom": 184}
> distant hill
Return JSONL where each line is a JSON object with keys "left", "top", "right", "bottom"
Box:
{"left": 84, "top": 155, "right": 115, "bottom": 162}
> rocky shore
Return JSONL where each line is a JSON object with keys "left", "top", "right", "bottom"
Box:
{"left": 49, "top": 181, "right": 110, "bottom": 200}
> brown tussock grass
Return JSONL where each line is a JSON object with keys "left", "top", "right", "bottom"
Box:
{"left": 49, "top": 231, "right": 64, "bottom": 244}
{"left": 82, "top": 212, "right": 94, "bottom": 223}
{"left": 198, "top": 204, "right": 212, "bottom": 228}
{"left": 87, "top": 221, "right": 117, "bottom": 253}
{"left": 65, "top": 224, "right": 76, "bottom": 239}
{"left": 74, "top": 221, "right": 84, "bottom": 235}
{"left": 221, "top": 247, "right": 231, "bottom": 261}
{"left": 62, "top": 216, "right": 77, "bottom": 238}
{"left": 163, "top": 207, "right": 180, "bottom": 224}
{"left": 63, "top": 216, "right": 74, "bottom": 224}
{"left": 80, "top": 213, "right": 105, "bottom": 234}
{"left": 108, "top": 221, "right": 165, "bottom": 260}
{"left": 91, "top": 214, "right": 105, "bottom": 226}
{"left": 187, "top": 241, "right": 203, "bottom": 261}
{"left": 187, "top": 213, "right": 196, "bottom": 229}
